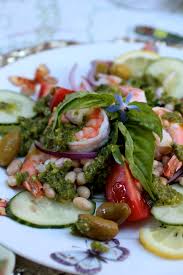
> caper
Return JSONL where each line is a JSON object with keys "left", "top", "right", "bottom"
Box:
{"left": 75, "top": 214, "right": 119, "bottom": 241}
{"left": 109, "top": 63, "right": 131, "bottom": 80}
{"left": 96, "top": 202, "right": 131, "bottom": 225}
{"left": 0, "top": 129, "right": 20, "bottom": 166}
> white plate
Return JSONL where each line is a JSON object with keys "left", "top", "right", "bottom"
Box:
{"left": 0, "top": 41, "right": 183, "bottom": 275}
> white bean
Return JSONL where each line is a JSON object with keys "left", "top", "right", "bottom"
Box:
{"left": 7, "top": 159, "right": 22, "bottom": 176}
{"left": 153, "top": 160, "right": 163, "bottom": 177}
{"left": 73, "top": 197, "right": 93, "bottom": 211}
{"left": 80, "top": 159, "right": 90, "bottom": 165}
{"left": 36, "top": 163, "right": 46, "bottom": 173}
{"left": 6, "top": 176, "right": 17, "bottom": 187}
{"left": 76, "top": 172, "right": 86, "bottom": 185}
{"left": 44, "top": 159, "right": 56, "bottom": 166}
{"left": 83, "top": 160, "right": 94, "bottom": 171}
{"left": 43, "top": 183, "right": 50, "bottom": 191}
{"left": 77, "top": 186, "right": 90, "bottom": 199}
{"left": 44, "top": 187, "right": 56, "bottom": 199}
{"left": 74, "top": 168, "right": 83, "bottom": 173}
{"left": 65, "top": 171, "right": 76, "bottom": 183}
{"left": 55, "top": 158, "right": 72, "bottom": 168}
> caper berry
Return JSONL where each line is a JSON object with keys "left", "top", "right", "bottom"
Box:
{"left": 96, "top": 202, "right": 131, "bottom": 225}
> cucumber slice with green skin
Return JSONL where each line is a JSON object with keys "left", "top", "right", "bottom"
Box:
{"left": 146, "top": 57, "right": 183, "bottom": 99}
{"left": 151, "top": 185, "right": 183, "bottom": 225}
{"left": 6, "top": 191, "right": 96, "bottom": 228}
{"left": 0, "top": 90, "right": 35, "bottom": 124}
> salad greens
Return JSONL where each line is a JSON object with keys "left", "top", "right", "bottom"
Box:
{"left": 118, "top": 122, "right": 155, "bottom": 199}
{"left": 53, "top": 92, "right": 114, "bottom": 129}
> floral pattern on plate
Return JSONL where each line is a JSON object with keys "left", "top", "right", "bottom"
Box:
{"left": 50, "top": 238, "right": 129, "bottom": 274}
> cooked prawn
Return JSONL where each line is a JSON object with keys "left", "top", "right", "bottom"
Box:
{"left": 120, "top": 85, "right": 147, "bottom": 103}
{"left": 74, "top": 109, "right": 103, "bottom": 141}
{"left": 153, "top": 107, "right": 183, "bottom": 145}
{"left": 69, "top": 108, "right": 110, "bottom": 152}
{"left": 20, "top": 146, "right": 54, "bottom": 197}
{"left": 163, "top": 155, "right": 182, "bottom": 178}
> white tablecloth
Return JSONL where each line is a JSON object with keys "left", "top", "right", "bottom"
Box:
{"left": 0, "top": 0, "right": 183, "bottom": 53}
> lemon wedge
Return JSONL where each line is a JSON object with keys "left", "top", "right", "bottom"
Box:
{"left": 140, "top": 225, "right": 183, "bottom": 259}
{"left": 115, "top": 50, "right": 159, "bottom": 77}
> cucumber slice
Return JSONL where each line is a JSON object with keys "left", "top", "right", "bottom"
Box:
{"left": 6, "top": 191, "right": 96, "bottom": 228}
{"left": 151, "top": 185, "right": 183, "bottom": 225}
{"left": 0, "top": 90, "right": 35, "bottom": 124}
{"left": 146, "top": 58, "right": 183, "bottom": 99}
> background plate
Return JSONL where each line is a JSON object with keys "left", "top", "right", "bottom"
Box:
{"left": 0, "top": 41, "right": 183, "bottom": 275}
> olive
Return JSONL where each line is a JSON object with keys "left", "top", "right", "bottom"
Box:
{"left": 0, "top": 129, "right": 20, "bottom": 166}
{"left": 95, "top": 62, "right": 110, "bottom": 75}
{"left": 75, "top": 214, "right": 119, "bottom": 241}
{"left": 96, "top": 202, "right": 131, "bottom": 225}
{"left": 109, "top": 64, "right": 131, "bottom": 80}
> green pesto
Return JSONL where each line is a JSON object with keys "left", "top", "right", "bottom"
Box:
{"left": 38, "top": 161, "right": 76, "bottom": 200}
{"left": 15, "top": 171, "right": 29, "bottom": 185}
{"left": 18, "top": 95, "right": 51, "bottom": 156}
{"left": 84, "top": 145, "right": 111, "bottom": 193}
{"left": 173, "top": 144, "right": 183, "bottom": 162}
{"left": 162, "top": 111, "right": 183, "bottom": 123}
{"left": 152, "top": 176, "right": 183, "bottom": 206}
{"left": 90, "top": 241, "right": 109, "bottom": 253}
{"left": 42, "top": 122, "right": 83, "bottom": 152}
{"left": 128, "top": 75, "right": 161, "bottom": 106}
{"left": 158, "top": 92, "right": 183, "bottom": 115}
{"left": 0, "top": 101, "right": 16, "bottom": 113}
{"left": 95, "top": 84, "right": 122, "bottom": 96}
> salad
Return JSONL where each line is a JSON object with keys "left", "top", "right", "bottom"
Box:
{"left": 0, "top": 44, "right": 183, "bottom": 259}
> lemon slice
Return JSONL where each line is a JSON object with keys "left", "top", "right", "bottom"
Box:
{"left": 115, "top": 50, "right": 159, "bottom": 77}
{"left": 140, "top": 225, "right": 183, "bottom": 259}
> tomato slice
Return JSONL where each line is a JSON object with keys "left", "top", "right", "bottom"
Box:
{"left": 38, "top": 82, "right": 54, "bottom": 98}
{"left": 106, "top": 163, "right": 150, "bottom": 222}
{"left": 50, "top": 87, "right": 74, "bottom": 110}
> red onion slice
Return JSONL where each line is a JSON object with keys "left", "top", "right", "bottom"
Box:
{"left": 68, "top": 63, "right": 79, "bottom": 91}
{"left": 35, "top": 141, "right": 97, "bottom": 160}
{"left": 168, "top": 166, "right": 183, "bottom": 184}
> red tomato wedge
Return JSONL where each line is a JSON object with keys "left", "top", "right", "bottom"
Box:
{"left": 106, "top": 163, "right": 150, "bottom": 222}
{"left": 50, "top": 87, "right": 74, "bottom": 110}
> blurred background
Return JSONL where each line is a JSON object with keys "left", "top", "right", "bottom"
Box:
{"left": 0, "top": 0, "right": 183, "bottom": 53}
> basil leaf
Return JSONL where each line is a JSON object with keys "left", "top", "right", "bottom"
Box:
{"left": 53, "top": 92, "right": 114, "bottom": 129}
{"left": 111, "top": 145, "right": 124, "bottom": 165}
{"left": 118, "top": 122, "right": 155, "bottom": 199}
{"left": 127, "top": 102, "right": 162, "bottom": 139}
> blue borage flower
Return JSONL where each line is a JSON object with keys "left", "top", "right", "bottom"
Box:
{"left": 106, "top": 93, "right": 140, "bottom": 122}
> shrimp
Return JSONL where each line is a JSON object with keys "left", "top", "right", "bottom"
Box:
{"left": 69, "top": 108, "right": 110, "bottom": 152}
{"left": 20, "top": 146, "right": 53, "bottom": 197}
{"left": 163, "top": 155, "right": 182, "bottom": 178}
{"left": 153, "top": 107, "right": 183, "bottom": 176}
{"left": 153, "top": 107, "right": 183, "bottom": 145}
{"left": 120, "top": 85, "right": 147, "bottom": 103}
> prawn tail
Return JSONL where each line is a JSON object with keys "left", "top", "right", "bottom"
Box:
{"left": 23, "top": 178, "right": 43, "bottom": 198}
